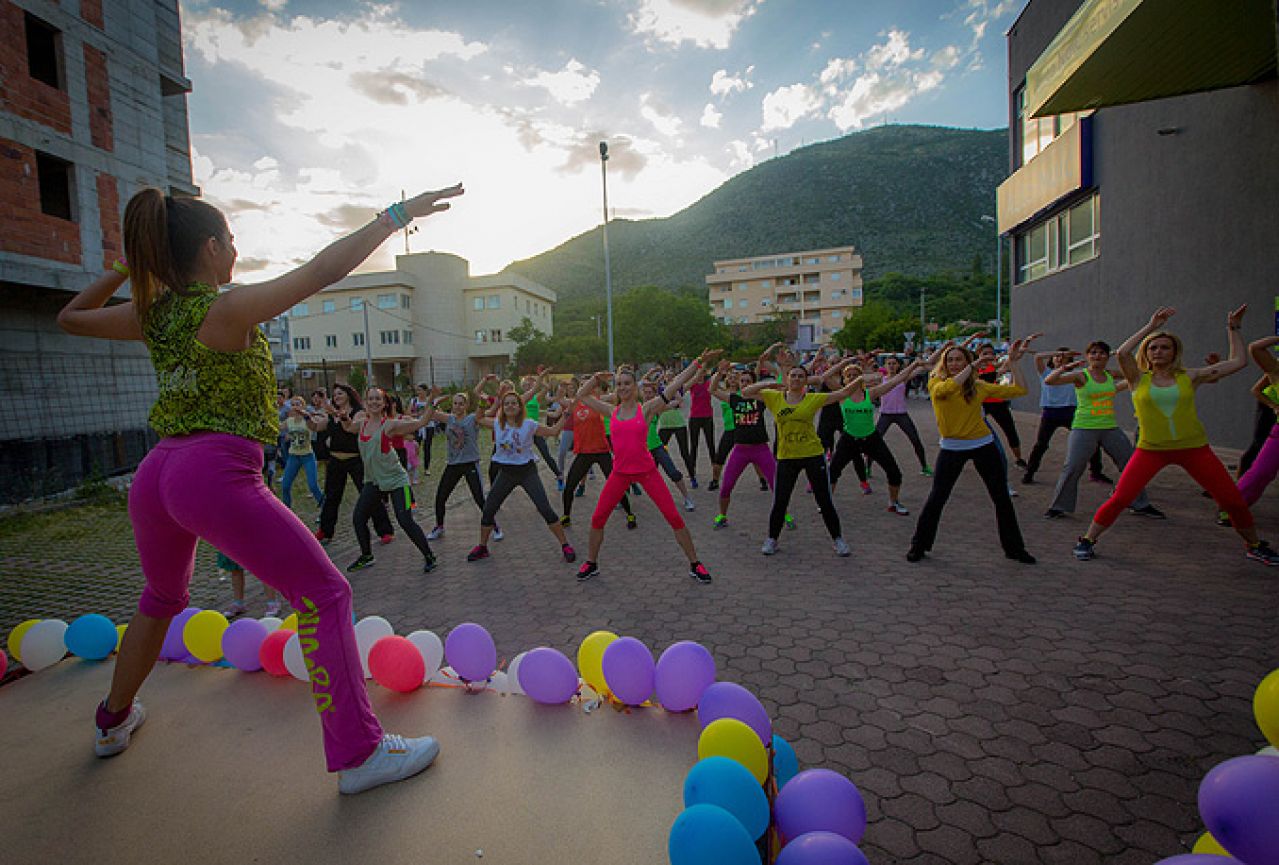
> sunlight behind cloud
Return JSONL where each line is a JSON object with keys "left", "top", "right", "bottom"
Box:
{"left": 629, "top": 0, "right": 761, "bottom": 49}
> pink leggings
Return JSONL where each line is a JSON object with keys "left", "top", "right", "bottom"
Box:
{"left": 1093, "top": 445, "right": 1254, "bottom": 530}
{"left": 129, "top": 433, "right": 382, "bottom": 772}
{"left": 1238, "top": 425, "right": 1279, "bottom": 506}
{"left": 590, "top": 467, "right": 685, "bottom": 531}
{"left": 719, "top": 443, "right": 777, "bottom": 498}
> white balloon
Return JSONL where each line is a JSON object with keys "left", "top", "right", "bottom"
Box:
{"left": 506, "top": 651, "right": 528, "bottom": 696}
{"left": 406, "top": 629, "right": 444, "bottom": 683}
{"left": 283, "top": 632, "right": 310, "bottom": 682}
{"left": 429, "top": 664, "right": 456, "bottom": 684}
{"left": 1259, "top": 745, "right": 1279, "bottom": 758}
{"left": 259, "top": 616, "right": 283, "bottom": 633}
{"left": 488, "top": 671, "right": 509, "bottom": 694}
{"left": 354, "top": 616, "right": 394, "bottom": 679}
{"left": 21, "top": 619, "right": 68, "bottom": 672}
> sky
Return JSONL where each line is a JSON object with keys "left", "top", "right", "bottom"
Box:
{"left": 181, "top": 0, "right": 1025, "bottom": 280}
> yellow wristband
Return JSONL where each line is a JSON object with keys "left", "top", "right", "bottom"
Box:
{"left": 111, "top": 259, "right": 129, "bottom": 276}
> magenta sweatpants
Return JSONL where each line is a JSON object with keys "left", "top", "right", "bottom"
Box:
{"left": 1238, "top": 425, "right": 1279, "bottom": 506}
{"left": 129, "top": 432, "right": 382, "bottom": 771}
{"left": 719, "top": 443, "right": 777, "bottom": 497}
{"left": 590, "top": 467, "right": 685, "bottom": 531}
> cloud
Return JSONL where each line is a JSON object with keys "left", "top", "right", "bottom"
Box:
{"left": 864, "top": 28, "right": 925, "bottom": 70}
{"left": 316, "top": 204, "right": 378, "bottom": 231}
{"left": 558, "top": 134, "right": 648, "bottom": 180}
{"left": 726, "top": 139, "right": 753, "bottom": 170}
{"left": 640, "top": 92, "right": 684, "bottom": 138}
{"left": 760, "top": 83, "right": 821, "bottom": 132}
{"left": 709, "top": 66, "right": 753, "bottom": 98}
{"left": 629, "top": 0, "right": 762, "bottom": 50}
{"left": 349, "top": 70, "right": 448, "bottom": 105}
{"left": 931, "top": 45, "right": 963, "bottom": 70}
{"left": 234, "top": 256, "right": 272, "bottom": 273}
{"left": 523, "top": 58, "right": 600, "bottom": 105}
{"left": 827, "top": 69, "right": 944, "bottom": 131}
{"left": 952, "top": 0, "right": 1021, "bottom": 69}
{"left": 700, "top": 103, "right": 722, "bottom": 128}
{"left": 819, "top": 58, "right": 857, "bottom": 86}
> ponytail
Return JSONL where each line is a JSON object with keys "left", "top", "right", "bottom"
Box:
{"left": 123, "top": 188, "right": 228, "bottom": 321}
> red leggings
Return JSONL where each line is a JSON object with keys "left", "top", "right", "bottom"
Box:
{"left": 1093, "top": 445, "right": 1254, "bottom": 529}
{"left": 590, "top": 467, "right": 685, "bottom": 531}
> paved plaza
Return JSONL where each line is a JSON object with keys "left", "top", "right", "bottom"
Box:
{"left": 3, "top": 403, "right": 1277, "bottom": 864}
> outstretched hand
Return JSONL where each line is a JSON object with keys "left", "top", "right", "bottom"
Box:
{"left": 1227, "top": 304, "right": 1248, "bottom": 329}
{"left": 1149, "top": 306, "right": 1176, "bottom": 329}
{"left": 403, "top": 184, "right": 465, "bottom": 220}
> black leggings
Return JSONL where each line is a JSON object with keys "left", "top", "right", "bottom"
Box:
{"left": 354, "top": 482, "right": 433, "bottom": 559}
{"left": 1025, "top": 407, "right": 1103, "bottom": 477}
{"left": 911, "top": 443, "right": 1026, "bottom": 556}
{"left": 419, "top": 426, "right": 435, "bottom": 474}
{"left": 533, "top": 436, "right": 561, "bottom": 477}
{"left": 651, "top": 445, "right": 683, "bottom": 482}
{"left": 658, "top": 426, "right": 694, "bottom": 477}
{"left": 1240, "top": 402, "right": 1277, "bottom": 475}
{"left": 482, "top": 461, "right": 559, "bottom": 527}
{"left": 982, "top": 401, "right": 1021, "bottom": 450}
{"left": 688, "top": 416, "right": 715, "bottom": 475}
{"left": 830, "top": 431, "right": 903, "bottom": 487}
{"left": 875, "top": 413, "right": 928, "bottom": 470}
{"left": 434, "top": 460, "right": 485, "bottom": 526}
{"left": 770, "top": 455, "right": 841, "bottom": 540}
{"left": 563, "top": 451, "right": 631, "bottom": 517}
{"left": 714, "top": 429, "right": 735, "bottom": 466}
{"left": 320, "top": 455, "right": 392, "bottom": 538}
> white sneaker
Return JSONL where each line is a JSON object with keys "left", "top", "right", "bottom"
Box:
{"left": 338, "top": 733, "right": 440, "bottom": 795}
{"left": 1007, "top": 485, "right": 1019, "bottom": 498}
{"left": 426, "top": 525, "right": 444, "bottom": 541}
{"left": 833, "top": 537, "right": 851, "bottom": 557}
{"left": 493, "top": 525, "right": 505, "bottom": 541}
{"left": 95, "top": 700, "right": 147, "bottom": 758}
{"left": 761, "top": 538, "right": 778, "bottom": 556}
{"left": 684, "top": 498, "right": 696, "bottom": 512}
{"left": 887, "top": 502, "right": 910, "bottom": 516}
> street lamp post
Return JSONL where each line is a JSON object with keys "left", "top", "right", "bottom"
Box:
{"left": 599, "top": 141, "right": 615, "bottom": 371}
{"left": 920, "top": 285, "right": 926, "bottom": 344}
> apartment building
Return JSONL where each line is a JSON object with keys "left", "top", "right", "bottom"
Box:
{"left": 285, "top": 252, "right": 555, "bottom": 388}
{"left": 0, "top": 0, "right": 197, "bottom": 501}
{"left": 705, "top": 246, "right": 864, "bottom": 347}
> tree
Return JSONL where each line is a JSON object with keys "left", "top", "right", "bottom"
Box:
{"left": 348, "top": 365, "right": 367, "bottom": 394}
{"left": 613, "top": 285, "right": 720, "bottom": 363}
{"left": 832, "top": 300, "right": 896, "bottom": 351}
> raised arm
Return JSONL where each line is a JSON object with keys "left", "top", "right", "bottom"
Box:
{"left": 1044, "top": 358, "right": 1087, "bottom": 387}
{"left": 1250, "top": 335, "right": 1279, "bottom": 385}
{"left": 575, "top": 372, "right": 618, "bottom": 417}
{"left": 535, "top": 410, "right": 569, "bottom": 438}
{"left": 823, "top": 375, "right": 865, "bottom": 405}
{"left": 708, "top": 361, "right": 733, "bottom": 401}
{"left": 1190, "top": 305, "right": 1248, "bottom": 386}
{"left": 1116, "top": 307, "right": 1175, "bottom": 386}
{"left": 56, "top": 267, "right": 143, "bottom": 341}
{"left": 867, "top": 359, "right": 924, "bottom": 399}
{"left": 741, "top": 379, "right": 781, "bottom": 398}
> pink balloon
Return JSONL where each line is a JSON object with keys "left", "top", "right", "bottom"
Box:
{"left": 369, "top": 636, "right": 425, "bottom": 693}
{"left": 698, "top": 682, "right": 771, "bottom": 744}
{"left": 655, "top": 641, "right": 716, "bottom": 712}
{"left": 445, "top": 623, "right": 496, "bottom": 682}
{"left": 518, "top": 647, "right": 579, "bottom": 704}
{"left": 602, "top": 637, "right": 655, "bottom": 706}
{"left": 259, "top": 629, "right": 293, "bottom": 677}
{"left": 0, "top": 648, "right": 7, "bottom": 678}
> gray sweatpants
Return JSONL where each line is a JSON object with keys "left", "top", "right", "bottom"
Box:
{"left": 1048, "top": 427, "right": 1150, "bottom": 513}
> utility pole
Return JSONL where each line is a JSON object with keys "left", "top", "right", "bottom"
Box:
{"left": 600, "top": 141, "right": 615, "bottom": 370}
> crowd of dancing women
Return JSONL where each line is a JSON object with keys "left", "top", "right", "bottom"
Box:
{"left": 57, "top": 183, "right": 1279, "bottom": 796}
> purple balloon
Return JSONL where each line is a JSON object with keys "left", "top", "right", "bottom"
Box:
{"left": 698, "top": 682, "right": 771, "bottom": 744}
{"left": 777, "top": 831, "right": 870, "bottom": 865}
{"left": 222, "top": 618, "right": 268, "bottom": 672}
{"left": 1154, "top": 857, "right": 1244, "bottom": 865}
{"left": 776, "top": 769, "right": 867, "bottom": 844}
{"left": 602, "top": 637, "right": 655, "bottom": 705}
{"left": 517, "top": 647, "right": 579, "bottom": 704}
{"left": 655, "top": 641, "right": 716, "bottom": 712}
{"left": 160, "top": 608, "right": 200, "bottom": 661}
{"left": 445, "top": 622, "right": 496, "bottom": 682}
{"left": 1199, "top": 755, "right": 1279, "bottom": 865}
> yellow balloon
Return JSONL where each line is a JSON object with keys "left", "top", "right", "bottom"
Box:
{"left": 1254, "top": 668, "right": 1279, "bottom": 749}
{"left": 1192, "top": 831, "right": 1229, "bottom": 855}
{"left": 280, "top": 613, "right": 299, "bottom": 633}
{"left": 115, "top": 624, "right": 127, "bottom": 653}
{"left": 698, "top": 717, "right": 769, "bottom": 784}
{"left": 183, "top": 610, "right": 230, "bottom": 663}
{"left": 577, "top": 630, "right": 618, "bottom": 694}
{"left": 7, "top": 619, "right": 41, "bottom": 663}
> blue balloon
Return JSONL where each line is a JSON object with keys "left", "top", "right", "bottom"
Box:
{"left": 773, "top": 734, "right": 799, "bottom": 788}
{"left": 669, "top": 804, "right": 760, "bottom": 865}
{"left": 64, "top": 614, "right": 118, "bottom": 660}
{"left": 684, "top": 756, "right": 770, "bottom": 840}
{"left": 777, "top": 831, "right": 870, "bottom": 865}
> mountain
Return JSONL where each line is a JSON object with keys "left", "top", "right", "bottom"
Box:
{"left": 502, "top": 124, "right": 1009, "bottom": 301}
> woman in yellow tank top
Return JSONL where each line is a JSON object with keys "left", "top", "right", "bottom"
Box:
{"left": 1073, "top": 306, "right": 1279, "bottom": 565}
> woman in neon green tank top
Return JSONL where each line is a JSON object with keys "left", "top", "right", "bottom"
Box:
{"left": 57, "top": 182, "right": 465, "bottom": 792}
{"left": 1074, "top": 306, "right": 1279, "bottom": 565}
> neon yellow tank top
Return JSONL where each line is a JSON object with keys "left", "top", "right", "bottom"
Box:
{"left": 1133, "top": 371, "right": 1207, "bottom": 450}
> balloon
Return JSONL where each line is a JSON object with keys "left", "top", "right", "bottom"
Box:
{"left": 115, "top": 623, "right": 127, "bottom": 652}
{"left": 283, "top": 632, "right": 310, "bottom": 682}
{"left": 698, "top": 718, "right": 769, "bottom": 784}
{"left": 8, "top": 619, "right": 40, "bottom": 662}
{"left": 221, "top": 618, "right": 268, "bottom": 671}
{"left": 259, "top": 616, "right": 283, "bottom": 633}
{"left": 602, "top": 637, "right": 655, "bottom": 706}
{"left": 1199, "top": 755, "right": 1279, "bottom": 865}
{"left": 0, "top": 648, "right": 7, "bottom": 678}
{"left": 354, "top": 617, "right": 395, "bottom": 678}
{"left": 489, "top": 671, "right": 510, "bottom": 693}
{"left": 684, "top": 756, "right": 770, "bottom": 839}
{"left": 668, "top": 804, "right": 759, "bottom": 865}
{"left": 369, "top": 635, "right": 425, "bottom": 693}
{"left": 506, "top": 651, "right": 528, "bottom": 695}
{"left": 259, "top": 629, "right": 293, "bottom": 677}
{"left": 445, "top": 622, "right": 496, "bottom": 682}
{"left": 64, "top": 614, "right": 118, "bottom": 660}
{"left": 656, "top": 641, "right": 716, "bottom": 712}
{"left": 1260, "top": 746, "right": 1279, "bottom": 758}
{"left": 160, "top": 608, "right": 200, "bottom": 661}
{"left": 1192, "top": 832, "right": 1229, "bottom": 855}
{"left": 577, "top": 630, "right": 618, "bottom": 695}
{"left": 1153, "top": 857, "right": 1243, "bottom": 864}
{"left": 406, "top": 630, "right": 444, "bottom": 683}
{"left": 1255, "top": 668, "right": 1279, "bottom": 749}
{"left": 20, "top": 619, "right": 68, "bottom": 671}
{"left": 776, "top": 769, "right": 867, "bottom": 844}
{"left": 184, "top": 610, "right": 230, "bottom": 663}
{"left": 777, "top": 832, "right": 870, "bottom": 865}
{"left": 699, "top": 682, "right": 771, "bottom": 745}
{"left": 518, "top": 647, "right": 579, "bottom": 704}
{"left": 280, "top": 612, "right": 299, "bottom": 633}
{"left": 774, "top": 735, "right": 800, "bottom": 788}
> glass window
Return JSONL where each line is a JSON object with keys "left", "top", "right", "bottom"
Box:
{"left": 473, "top": 297, "right": 484, "bottom": 311}
{"left": 352, "top": 332, "right": 364, "bottom": 346}
{"left": 831, "top": 310, "right": 842, "bottom": 319}
{"left": 490, "top": 329, "right": 502, "bottom": 342}
{"left": 324, "top": 334, "right": 337, "bottom": 348}
{"left": 322, "top": 300, "right": 335, "bottom": 313}
{"left": 829, "top": 272, "right": 842, "bottom": 281}
{"left": 738, "top": 316, "right": 749, "bottom": 324}
{"left": 292, "top": 303, "right": 308, "bottom": 316}
{"left": 759, "top": 280, "right": 772, "bottom": 289}
{"left": 486, "top": 295, "right": 500, "bottom": 309}
{"left": 377, "top": 293, "right": 396, "bottom": 309}
{"left": 723, "top": 299, "right": 732, "bottom": 310}
{"left": 401, "top": 294, "right": 411, "bottom": 309}
{"left": 403, "top": 330, "right": 413, "bottom": 344}
{"left": 831, "top": 289, "right": 844, "bottom": 299}
{"left": 806, "top": 257, "right": 820, "bottom": 265}
{"left": 760, "top": 298, "right": 771, "bottom": 307}
{"left": 827, "top": 255, "right": 841, "bottom": 263}
{"left": 738, "top": 299, "right": 749, "bottom": 309}
{"left": 476, "top": 330, "right": 486, "bottom": 343}
{"left": 351, "top": 297, "right": 364, "bottom": 310}
{"left": 850, "top": 288, "right": 863, "bottom": 301}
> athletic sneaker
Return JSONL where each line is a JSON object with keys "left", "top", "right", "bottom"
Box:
{"left": 1015, "top": 459, "right": 1028, "bottom": 470}
{"left": 426, "top": 525, "right": 445, "bottom": 541}
{"left": 631, "top": 483, "right": 643, "bottom": 497}
{"left": 422, "top": 555, "right": 438, "bottom": 574}
{"left": 1130, "top": 504, "right": 1167, "bottom": 519}
{"left": 690, "top": 477, "right": 699, "bottom": 489}
{"left": 860, "top": 481, "right": 873, "bottom": 496}
{"left": 1006, "top": 550, "right": 1037, "bottom": 564}
{"left": 559, "top": 515, "right": 572, "bottom": 528}
{"left": 759, "top": 478, "right": 770, "bottom": 492}
{"left": 221, "top": 599, "right": 247, "bottom": 619}
{"left": 833, "top": 537, "right": 851, "bottom": 557}
{"left": 684, "top": 497, "right": 696, "bottom": 512}
{"left": 1007, "top": 485, "right": 1019, "bottom": 498}
{"left": 785, "top": 513, "right": 796, "bottom": 530}
{"left": 712, "top": 514, "right": 728, "bottom": 530}
{"left": 466, "top": 545, "right": 489, "bottom": 562}
{"left": 264, "top": 599, "right": 282, "bottom": 617}
{"left": 920, "top": 466, "right": 934, "bottom": 477}
{"left": 577, "top": 560, "right": 599, "bottom": 581}
{"left": 493, "top": 525, "right": 505, "bottom": 541}
{"left": 379, "top": 534, "right": 395, "bottom": 545}
{"left": 1089, "top": 472, "right": 1114, "bottom": 484}
{"left": 95, "top": 700, "right": 147, "bottom": 758}
{"left": 313, "top": 529, "right": 328, "bottom": 543}
{"left": 708, "top": 479, "right": 720, "bottom": 491}
{"left": 1245, "top": 541, "right": 1279, "bottom": 565}
{"left": 627, "top": 514, "right": 637, "bottom": 530}
{"left": 887, "top": 502, "right": 909, "bottom": 516}
{"left": 346, "top": 554, "right": 376, "bottom": 572}
{"left": 1217, "top": 510, "right": 1232, "bottom": 527}
{"left": 338, "top": 733, "right": 440, "bottom": 795}
{"left": 688, "top": 561, "right": 712, "bottom": 584}
{"left": 761, "top": 538, "right": 778, "bottom": 556}
{"left": 1044, "top": 509, "right": 1065, "bottom": 520}
{"left": 1073, "top": 537, "right": 1096, "bottom": 561}
{"left": 575, "top": 485, "right": 585, "bottom": 498}
{"left": 1021, "top": 473, "right": 1035, "bottom": 485}
{"left": 906, "top": 546, "right": 925, "bottom": 563}
{"left": 562, "top": 543, "right": 576, "bottom": 563}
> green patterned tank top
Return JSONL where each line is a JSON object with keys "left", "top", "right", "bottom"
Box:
{"left": 142, "top": 285, "right": 278, "bottom": 445}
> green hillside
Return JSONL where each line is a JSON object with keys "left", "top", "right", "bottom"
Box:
{"left": 503, "top": 124, "right": 1009, "bottom": 300}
